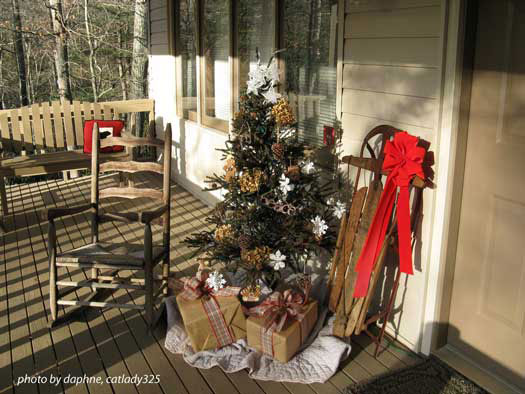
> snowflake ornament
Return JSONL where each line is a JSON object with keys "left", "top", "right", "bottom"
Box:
{"left": 206, "top": 271, "right": 227, "bottom": 292}
{"left": 279, "top": 174, "right": 294, "bottom": 195}
{"left": 311, "top": 215, "right": 328, "bottom": 238}
{"left": 333, "top": 201, "right": 346, "bottom": 219}
{"left": 270, "top": 250, "right": 286, "bottom": 271}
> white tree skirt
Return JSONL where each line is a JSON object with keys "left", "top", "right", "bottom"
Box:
{"left": 164, "top": 293, "right": 351, "bottom": 384}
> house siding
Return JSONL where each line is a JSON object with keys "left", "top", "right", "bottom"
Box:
{"left": 339, "top": 0, "right": 444, "bottom": 351}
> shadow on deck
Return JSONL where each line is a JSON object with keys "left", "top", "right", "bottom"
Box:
{"left": 0, "top": 173, "right": 421, "bottom": 394}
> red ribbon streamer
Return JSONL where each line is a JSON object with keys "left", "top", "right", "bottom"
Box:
{"left": 353, "top": 132, "right": 426, "bottom": 298}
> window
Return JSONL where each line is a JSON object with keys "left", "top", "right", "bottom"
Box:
{"left": 175, "top": 0, "right": 338, "bottom": 143}
{"left": 176, "top": 0, "right": 198, "bottom": 121}
{"left": 282, "top": 0, "right": 339, "bottom": 146}
{"left": 235, "top": 0, "right": 276, "bottom": 109}
{"left": 201, "top": 0, "right": 231, "bottom": 131}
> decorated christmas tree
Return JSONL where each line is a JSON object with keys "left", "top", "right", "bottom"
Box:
{"left": 185, "top": 53, "right": 346, "bottom": 294}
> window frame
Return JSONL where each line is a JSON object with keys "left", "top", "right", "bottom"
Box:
{"left": 174, "top": 0, "right": 336, "bottom": 137}
{"left": 175, "top": 0, "right": 281, "bottom": 133}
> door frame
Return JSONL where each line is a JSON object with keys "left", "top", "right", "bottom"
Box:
{"left": 420, "top": 0, "right": 476, "bottom": 354}
{"left": 424, "top": 1, "right": 523, "bottom": 392}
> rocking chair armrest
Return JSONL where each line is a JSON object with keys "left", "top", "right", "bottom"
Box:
{"left": 45, "top": 203, "right": 93, "bottom": 221}
{"left": 99, "top": 204, "right": 168, "bottom": 224}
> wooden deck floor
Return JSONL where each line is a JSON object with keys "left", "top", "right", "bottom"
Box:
{"left": 0, "top": 173, "right": 421, "bottom": 394}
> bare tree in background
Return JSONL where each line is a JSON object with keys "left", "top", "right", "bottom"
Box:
{"left": 130, "top": 0, "right": 147, "bottom": 100}
{"left": 49, "top": 0, "right": 72, "bottom": 101}
{"left": 11, "top": 0, "right": 28, "bottom": 106}
{"left": 83, "top": 0, "right": 98, "bottom": 101}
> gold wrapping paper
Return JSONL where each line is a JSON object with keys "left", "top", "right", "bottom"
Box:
{"left": 176, "top": 293, "right": 247, "bottom": 352}
{"left": 246, "top": 299, "right": 318, "bottom": 363}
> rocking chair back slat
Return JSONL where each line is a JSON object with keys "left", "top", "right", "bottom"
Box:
{"left": 99, "top": 161, "right": 163, "bottom": 174}
{"left": 99, "top": 187, "right": 164, "bottom": 200}
{"left": 100, "top": 135, "right": 165, "bottom": 149}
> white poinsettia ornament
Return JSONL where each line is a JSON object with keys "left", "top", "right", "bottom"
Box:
{"left": 311, "top": 215, "right": 328, "bottom": 239}
{"left": 262, "top": 86, "right": 281, "bottom": 104}
{"left": 206, "top": 270, "right": 227, "bottom": 292}
{"left": 279, "top": 174, "right": 294, "bottom": 195}
{"left": 302, "top": 161, "right": 315, "bottom": 174}
{"left": 269, "top": 250, "right": 286, "bottom": 271}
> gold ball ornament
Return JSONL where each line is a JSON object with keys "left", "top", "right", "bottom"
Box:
{"left": 223, "top": 158, "right": 236, "bottom": 183}
{"left": 239, "top": 168, "right": 263, "bottom": 193}
{"left": 241, "top": 246, "right": 271, "bottom": 270}
{"left": 271, "top": 98, "right": 296, "bottom": 126}
{"left": 214, "top": 224, "right": 234, "bottom": 243}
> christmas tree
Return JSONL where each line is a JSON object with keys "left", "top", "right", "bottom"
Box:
{"left": 185, "top": 53, "right": 346, "bottom": 293}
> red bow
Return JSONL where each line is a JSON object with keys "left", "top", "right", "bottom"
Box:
{"left": 354, "top": 132, "right": 426, "bottom": 297}
{"left": 248, "top": 290, "right": 306, "bottom": 332}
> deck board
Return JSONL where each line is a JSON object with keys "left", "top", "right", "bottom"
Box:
{"left": 0, "top": 173, "right": 421, "bottom": 393}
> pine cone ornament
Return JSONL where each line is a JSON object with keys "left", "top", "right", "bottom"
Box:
{"left": 238, "top": 234, "right": 252, "bottom": 250}
{"left": 272, "top": 143, "right": 284, "bottom": 159}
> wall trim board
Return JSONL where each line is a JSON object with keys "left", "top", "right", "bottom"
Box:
{"left": 420, "top": 0, "right": 468, "bottom": 355}
{"left": 173, "top": 172, "right": 221, "bottom": 207}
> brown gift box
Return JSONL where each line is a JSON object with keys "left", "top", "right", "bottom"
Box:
{"left": 246, "top": 299, "right": 318, "bottom": 363}
{"left": 176, "top": 293, "right": 247, "bottom": 352}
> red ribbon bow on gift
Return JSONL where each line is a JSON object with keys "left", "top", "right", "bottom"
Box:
{"left": 353, "top": 131, "right": 426, "bottom": 298}
{"left": 249, "top": 289, "right": 306, "bottom": 332}
{"left": 178, "top": 270, "right": 241, "bottom": 300}
{"left": 178, "top": 270, "right": 241, "bottom": 348}
{"left": 248, "top": 290, "right": 309, "bottom": 358}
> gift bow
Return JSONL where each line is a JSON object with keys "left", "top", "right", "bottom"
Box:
{"left": 178, "top": 270, "right": 241, "bottom": 348}
{"left": 354, "top": 131, "right": 426, "bottom": 297}
{"left": 249, "top": 289, "right": 306, "bottom": 332}
{"left": 178, "top": 270, "right": 241, "bottom": 300}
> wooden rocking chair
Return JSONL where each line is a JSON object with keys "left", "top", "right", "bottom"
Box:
{"left": 328, "top": 125, "right": 432, "bottom": 355}
{"left": 46, "top": 123, "right": 172, "bottom": 329}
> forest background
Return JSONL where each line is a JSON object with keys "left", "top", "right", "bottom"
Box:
{"left": 0, "top": 0, "right": 147, "bottom": 110}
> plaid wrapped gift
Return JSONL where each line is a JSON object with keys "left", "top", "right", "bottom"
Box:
{"left": 175, "top": 271, "right": 246, "bottom": 352}
{"left": 246, "top": 290, "right": 318, "bottom": 363}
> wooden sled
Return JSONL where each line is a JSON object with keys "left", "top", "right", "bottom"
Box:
{"left": 327, "top": 125, "right": 433, "bottom": 356}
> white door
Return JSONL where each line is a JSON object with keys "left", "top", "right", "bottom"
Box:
{"left": 448, "top": 0, "right": 525, "bottom": 390}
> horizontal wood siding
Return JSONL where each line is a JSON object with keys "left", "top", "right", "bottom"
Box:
{"left": 149, "top": 0, "right": 170, "bottom": 56}
{"left": 340, "top": 0, "right": 443, "bottom": 350}
{"left": 342, "top": 64, "right": 439, "bottom": 98}
{"left": 344, "top": 37, "right": 440, "bottom": 67}
{"left": 341, "top": 2, "right": 441, "bottom": 150}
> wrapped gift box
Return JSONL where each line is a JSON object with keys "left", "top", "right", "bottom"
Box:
{"left": 176, "top": 292, "right": 246, "bottom": 352}
{"left": 247, "top": 298, "right": 318, "bottom": 363}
